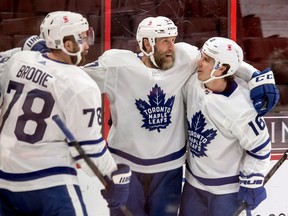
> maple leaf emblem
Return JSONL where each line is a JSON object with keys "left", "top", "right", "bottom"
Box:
{"left": 187, "top": 111, "right": 217, "bottom": 157}
{"left": 135, "top": 84, "right": 175, "bottom": 132}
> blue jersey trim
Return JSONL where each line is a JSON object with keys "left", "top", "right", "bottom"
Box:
{"left": 213, "top": 80, "right": 238, "bottom": 97}
{"left": 0, "top": 167, "right": 77, "bottom": 182}
{"left": 108, "top": 145, "right": 186, "bottom": 166}
{"left": 246, "top": 150, "right": 271, "bottom": 160}
{"left": 68, "top": 138, "right": 104, "bottom": 147}
{"left": 74, "top": 145, "right": 107, "bottom": 161}
{"left": 84, "top": 61, "right": 99, "bottom": 68}
{"left": 247, "top": 137, "right": 271, "bottom": 160}
{"left": 186, "top": 162, "right": 239, "bottom": 186}
{"left": 250, "top": 137, "right": 270, "bottom": 153}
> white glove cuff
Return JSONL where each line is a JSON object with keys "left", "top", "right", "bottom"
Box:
{"left": 239, "top": 174, "right": 264, "bottom": 188}
{"left": 112, "top": 171, "right": 131, "bottom": 185}
{"left": 248, "top": 70, "right": 275, "bottom": 90}
{"left": 22, "top": 35, "right": 44, "bottom": 51}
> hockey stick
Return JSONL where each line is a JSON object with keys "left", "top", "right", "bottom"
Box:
{"left": 234, "top": 149, "right": 288, "bottom": 216}
{"left": 52, "top": 114, "right": 133, "bottom": 216}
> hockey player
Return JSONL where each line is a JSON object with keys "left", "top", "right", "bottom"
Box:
{"left": 15, "top": 16, "right": 278, "bottom": 216}
{"left": 83, "top": 17, "right": 278, "bottom": 216}
{"left": 180, "top": 37, "right": 271, "bottom": 216}
{"left": 0, "top": 11, "right": 131, "bottom": 216}
{"left": 83, "top": 17, "right": 201, "bottom": 216}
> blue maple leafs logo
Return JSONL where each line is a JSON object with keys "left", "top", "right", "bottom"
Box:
{"left": 135, "top": 84, "right": 175, "bottom": 132}
{"left": 187, "top": 111, "right": 217, "bottom": 157}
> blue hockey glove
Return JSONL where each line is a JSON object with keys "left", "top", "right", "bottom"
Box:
{"left": 249, "top": 67, "right": 280, "bottom": 116}
{"left": 238, "top": 172, "right": 267, "bottom": 210}
{"left": 101, "top": 164, "right": 131, "bottom": 210}
{"left": 22, "top": 35, "right": 50, "bottom": 53}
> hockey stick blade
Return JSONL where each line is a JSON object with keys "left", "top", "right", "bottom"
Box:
{"left": 52, "top": 114, "right": 133, "bottom": 216}
{"left": 234, "top": 149, "right": 288, "bottom": 216}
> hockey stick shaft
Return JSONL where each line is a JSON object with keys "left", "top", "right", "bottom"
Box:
{"left": 52, "top": 115, "right": 133, "bottom": 216}
{"left": 234, "top": 149, "right": 288, "bottom": 216}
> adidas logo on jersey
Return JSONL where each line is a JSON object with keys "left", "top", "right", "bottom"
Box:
{"left": 38, "top": 61, "right": 46, "bottom": 65}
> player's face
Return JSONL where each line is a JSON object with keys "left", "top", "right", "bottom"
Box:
{"left": 80, "top": 31, "right": 90, "bottom": 56}
{"left": 197, "top": 53, "right": 215, "bottom": 81}
{"left": 153, "top": 37, "right": 176, "bottom": 70}
{"left": 71, "top": 31, "right": 89, "bottom": 65}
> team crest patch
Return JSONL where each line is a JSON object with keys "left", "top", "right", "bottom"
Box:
{"left": 187, "top": 111, "right": 217, "bottom": 157}
{"left": 135, "top": 84, "right": 175, "bottom": 132}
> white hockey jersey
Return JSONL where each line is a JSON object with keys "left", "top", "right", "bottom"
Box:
{"left": 0, "top": 48, "right": 22, "bottom": 107}
{"left": 183, "top": 74, "right": 271, "bottom": 195}
{"left": 84, "top": 43, "right": 200, "bottom": 173}
{"left": 0, "top": 51, "right": 117, "bottom": 192}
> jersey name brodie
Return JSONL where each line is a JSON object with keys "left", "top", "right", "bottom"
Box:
{"left": 16, "top": 64, "right": 53, "bottom": 88}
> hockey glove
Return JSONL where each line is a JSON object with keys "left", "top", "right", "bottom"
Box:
{"left": 22, "top": 35, "right": 50, "bottom": 53}
{"left": 249, "top": 67, "right": 280, "bottom": 116}
{"left": 238, "top": 172, "right": 267, "bottom": 210}
{"left": 101, "top": 164, "right": 131, "bottom": 210}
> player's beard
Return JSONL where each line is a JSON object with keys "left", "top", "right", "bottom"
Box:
{"left": 153, "top": 48, "right": 175, "bottom": 70}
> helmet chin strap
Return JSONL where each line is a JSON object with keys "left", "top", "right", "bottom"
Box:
{"left": 147, "top": 45, "right": 159, "bottom": 68}
{"left": 74, "top": 51, "right": 82, "bottom": 66}
{"left": 61, "top": 44, "right": 83, "bottom": 65}
{"left": 140, "top": 38, "right": 160, "bottom": 68}
{"left": 149, "top": 55, "right": 159, "bottom": 68}
{"left": 140, "top": 49, "right": 160, "bottom": 68}
{"left": 201, "top": 67, "right": 231, "bottom": 84}
{"left": 201, "top": 68, "right": 217, "bottom": 84}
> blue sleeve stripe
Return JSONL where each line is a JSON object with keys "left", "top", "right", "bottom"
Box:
{"left": 68, "top": 137, "right": 104, "bottom": 147}
{"left": 79, "top": 137, "right": 105, "bottom": 145}
{"left": 74, "top": 145, "right": 107, "bottom": 161}
{"left": 250, "top": 137, "right": 271, "bottom": 154}
{"left": 0, "top": 167, "right": 77, "bottom": 182}
{"left": 186, "top": 162, "right": 239, "bottom": 186}
{"left": 246, "top": 150, "right": 271, "bottom": 160}
{"left": 108, "top": 146, "right": 186, "bottom": 166}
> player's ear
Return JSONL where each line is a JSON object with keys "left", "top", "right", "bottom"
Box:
{"left": 64, "top": 40, "right": 74, "bottom": 52}
{"left": 143, "top": 38, "right": 152, "bottom": 52}
{"left": 219, "top": 64, "right": 230, "bottom": 75}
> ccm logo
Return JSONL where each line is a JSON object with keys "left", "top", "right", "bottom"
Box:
{"left": 255, "top": 73, "right": 274, "bottom": 82}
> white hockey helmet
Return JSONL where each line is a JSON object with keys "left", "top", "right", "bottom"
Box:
{"left": 201, "top": 37, "right": 243, "bottom": 83}
{"left": 40, "top": 11, "right": 90, "bottom": 64}
{"left": 136, "top": 16, "right": 178, "bottom": 67}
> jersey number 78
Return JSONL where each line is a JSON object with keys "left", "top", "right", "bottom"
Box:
{"left": 0, "top": 80, "right": 55, "bottom": 144}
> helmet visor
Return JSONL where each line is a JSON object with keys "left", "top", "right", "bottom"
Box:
{"left": 86, "top": 27, "right": 95, "bottom": 46}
